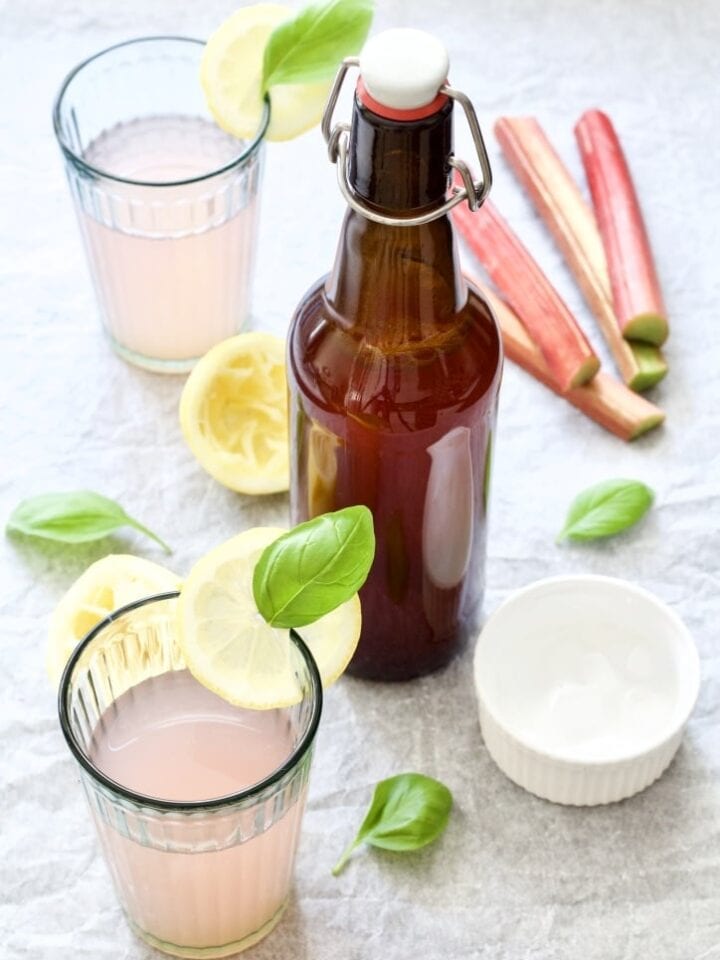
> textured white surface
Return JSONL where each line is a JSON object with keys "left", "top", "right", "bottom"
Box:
{"left": 1, "top": 1, "right": 719, "bottom": 958}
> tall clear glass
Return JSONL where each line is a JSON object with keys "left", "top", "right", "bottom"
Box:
{"left": 53, "top": 37, "right": 268, "bottom": 372}
{"left": 59, "top": 593, "right": 322, "bottom": 958}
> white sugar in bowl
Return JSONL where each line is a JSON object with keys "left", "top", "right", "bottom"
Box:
{"left": 473, "top": 575, "right": 700, "bottom": 805}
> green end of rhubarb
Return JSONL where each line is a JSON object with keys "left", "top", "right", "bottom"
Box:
{"left": 623, "top": 312, "right": 669, "bottom": 346}
{"left": 569, "top": 355, "right": 602, "bottom": 389}
{"left": 629, "top": 409, "right": 666, "bottom": 441}
{"left": 627, "top": 341, "right": 669, "bottom": 392}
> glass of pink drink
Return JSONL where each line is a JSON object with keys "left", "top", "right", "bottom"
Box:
{"left": 53, "top": 38, "right": 267, "bottom": 372}
{"left": 59, "top": 593, "right": 322, "bottom": 957}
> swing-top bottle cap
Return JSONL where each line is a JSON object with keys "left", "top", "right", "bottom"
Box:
{"left": 359, "top": 29, "right": 450, "bottom": 113}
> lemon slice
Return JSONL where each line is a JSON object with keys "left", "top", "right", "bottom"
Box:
{"left": 180, "top": 332, "right": 289, "bottom": 495}
{"left": 178, "top": 527, "right": 362, "bottom": 709}
{"left": 201, "top": 3, "right": 333, "bottom": 143}
{"left": 47, "top": 555, "right": 181, "bottom": 686}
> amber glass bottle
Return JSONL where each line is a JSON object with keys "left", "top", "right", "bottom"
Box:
{"left": 287, "top": 53, "right": 502, "bottom": 681}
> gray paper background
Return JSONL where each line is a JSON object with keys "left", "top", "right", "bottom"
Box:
{"left": 1, "top": 1, "right": 719, "bottom": 957}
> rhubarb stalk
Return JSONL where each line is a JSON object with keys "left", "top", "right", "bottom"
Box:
{"left": 452, "top": 191, "right": 599, "bottom": 392}
{"left": 495, "top": 116, "right": 667, "bottom": 391}
{"left": 473, "top": 278, "right": 664, "bottom": 441}
{"left": 575, "top": 109, "right": 669, "bottom": 346}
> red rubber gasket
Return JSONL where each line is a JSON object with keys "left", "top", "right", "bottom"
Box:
{"left": 357, "top": 79, "right": 448, "bottom": 122}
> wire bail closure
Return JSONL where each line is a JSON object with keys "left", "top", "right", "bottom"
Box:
{"left": 321, "top": 57, "right": 492, "bottom": 228}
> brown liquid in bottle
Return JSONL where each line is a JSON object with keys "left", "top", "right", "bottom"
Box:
{"left": 288, "top": 92, "right": 502, "bottom": 680}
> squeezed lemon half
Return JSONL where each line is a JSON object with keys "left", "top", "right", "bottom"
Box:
{"left": 179, "top": 332, "right": 289, "bottom": 495}
{"left": 177, "top": 527, "right": 362, "bottom": 709}
{"left": 201, "top": 3, "right": 333, "bottom": 142}
{"left": 47, "top": 554, "right": 181, "bottom": 686}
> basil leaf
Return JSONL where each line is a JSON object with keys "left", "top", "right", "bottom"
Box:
{"left": 558, "top": 478, "right": 654, "bottom": 542}
{"left": 262, "top": 0, "right": 374, "bottom": 91}
{"left": 332, "top": 773, "right": 452, "bottom": 875}
{"left": 6, "top": 491, "right": 171, "bottom": 553}
{"left": 253, "top": 505, "right": 374, "bottom": 628}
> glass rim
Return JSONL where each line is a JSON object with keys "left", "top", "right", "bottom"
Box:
{"left": 58, "top": 591, "right": 323, "bottom": 813}
{"left": 52, "top": 36, "right": 270, "bottom": 188}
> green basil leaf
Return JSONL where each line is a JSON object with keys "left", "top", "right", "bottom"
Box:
{"left": 262, "top": 0, "right": 374, "bottom": 91}
{"left": 558, "top": 478, "right": 654, "bottom": 542}
{"left": 332, "top": 773, "right": 452, "bottom": 875}
{"left": 6, "top": 491, "right": 171, "bottom": 553}
{"left": 253, "top": 505, "right": 374, "bottom": 628}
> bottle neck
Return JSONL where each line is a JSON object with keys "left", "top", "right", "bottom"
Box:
{"left": 325, "top": 92, "right": 465, "bottom": 337}
{"left": 347, "top": 92, "right": 453, "bottom": 214}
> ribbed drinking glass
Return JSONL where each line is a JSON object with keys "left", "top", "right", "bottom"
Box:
{"left": 53, "top": 37, "right": 267, "bottom": 372}
{"left": 59, "top": 593, "right": 322, "bottom": 958}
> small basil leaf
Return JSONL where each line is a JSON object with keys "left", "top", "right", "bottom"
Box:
{"left": 6, "top": 491, "right": 171, "bottom": 553}
{"left": 253, "top": 506, "right": 374, "bottom": 628}
{"left": 558, "top": 478, "right": 654, "bottom": 542}
{"left": 332, "top": 773, "right": 452, "bottom": 875}
{"left": 262, "top": 0, "right": 374, "bottom": 91}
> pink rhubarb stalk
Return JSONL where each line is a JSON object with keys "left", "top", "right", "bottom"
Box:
{"left": 474, "top": 278, "right": 664, "bottom": 441}
{"left": 575, "top": 109, "right": 669, "bottom": 346}
{"left": 495, "top": 116, "right": 667, "bottom": 390}
{"left": 452, "top": 190, "right": 599, "bottom": 392}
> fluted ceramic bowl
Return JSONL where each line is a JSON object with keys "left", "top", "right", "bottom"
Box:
{"left": 473, "top": 575, "right": 700, "bottom": 805}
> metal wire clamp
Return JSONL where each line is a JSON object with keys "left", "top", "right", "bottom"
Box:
{"left": 321, "top": 57, "right": 493, "bottom": 228}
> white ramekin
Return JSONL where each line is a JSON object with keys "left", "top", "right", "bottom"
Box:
{"left": 473, "top": 575, "right": 700, "bottom": 806}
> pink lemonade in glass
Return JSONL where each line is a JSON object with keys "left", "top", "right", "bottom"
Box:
{"left": 60, "top": 595, "right": 322, "bottom": 958}
{"left": 53, "top": 38, "right": 266, "bottom": 372}
{"left": 89, "top": 671, "right": 305, "bottom": 952}
{"left": 77, "top": 116, "right": 261, "bottom": 365}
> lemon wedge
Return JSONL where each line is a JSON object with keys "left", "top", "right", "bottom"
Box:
{"left": 201, "top": 3, "right": 333, "bottom": 143}
{"left": 177, "top": 527, "right": 362, "bottom": 709}
{"left": 180, "top": 332, "right": 289, "bottom": 495}
{"left": 47, "top": 554, "right": 181, "bottom": 686}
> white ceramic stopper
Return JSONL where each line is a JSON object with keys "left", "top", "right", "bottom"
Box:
{"left": 359, "top": 29, "right": 449, "bottom": 110}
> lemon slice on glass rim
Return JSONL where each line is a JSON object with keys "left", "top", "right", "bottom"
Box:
{"left": 179, "top": 332, "right": 289, "bottom": 495}
{"left": 47, "top": 554, "right": 181, "bottom": 687}
{"left": 177, "top": 527, "right": 362, "bottom": 710}
{"left": 200, "top": 3, "right": 333, "bottom": 142}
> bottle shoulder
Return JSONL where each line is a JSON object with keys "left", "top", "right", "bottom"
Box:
{"left": 290, "top": 274, "right": 501, "bottom": 355}
{"left": 288, "top": 276, "right": 502, "bottom": 428}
